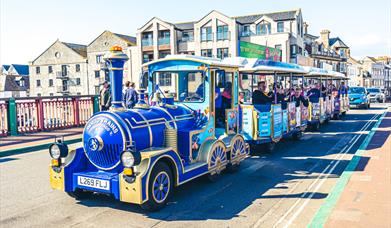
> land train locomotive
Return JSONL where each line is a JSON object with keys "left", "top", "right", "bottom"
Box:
{"left": 48, "top": 46, "right": 249, "bottom": 211}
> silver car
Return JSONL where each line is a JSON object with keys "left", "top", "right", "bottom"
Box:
{"left": 367, "top": 87, "right": 385, "bottom": 103}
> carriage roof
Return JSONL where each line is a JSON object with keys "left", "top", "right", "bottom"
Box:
{"left": 142, "top": 55, "right": 242, "bottom": 69}
{"left": 223, "top": 57, "right": 307, "bottom": 74}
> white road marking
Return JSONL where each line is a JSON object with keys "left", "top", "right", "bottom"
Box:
{"left": 257, "top": 113, "right": 380, "bottom": 228}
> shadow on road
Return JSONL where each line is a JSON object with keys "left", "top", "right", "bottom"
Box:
{"left": 71, "top": 109, "right": 387, "bottom": 221}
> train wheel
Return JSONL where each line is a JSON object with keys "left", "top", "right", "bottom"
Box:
{"left": 141, "top": 162, "right": 172, "bottom": 211}
{"left": 67, "top": 188, "right": 92, "bottom": 199}
{"left": 207, "top": 141, "right": 227, "bottom": 182}
{"left": 227, "top": 136, "right": 245, "bottom": 173}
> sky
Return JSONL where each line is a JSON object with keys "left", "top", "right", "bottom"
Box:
{"left": 0, "top": 0, "right": 390, "bottom": 65}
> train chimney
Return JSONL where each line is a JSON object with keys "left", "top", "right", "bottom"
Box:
{"left": 103, "top": 46, "right": 129, "bottom": 110}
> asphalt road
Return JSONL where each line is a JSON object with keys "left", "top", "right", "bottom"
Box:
{"left": 0, "top": 103, "right": 389, "bottom": 228}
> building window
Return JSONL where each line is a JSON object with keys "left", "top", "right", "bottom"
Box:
{"left": 217, "top": 48, "right": 229, "bottom": 59}
{"left": 96, "top": 55, "right": 103, "bottom": 64}
{"left": 257, "top": 22, "right": 271, "bottom": 35}
{"left": 37, "top": 93, "right": 41, "bottom": 97}
{"left": 142, "top": 32, "right": 153, "bottom": 46}
{"left": 182, "top": 31, "right": 194, "bottom": 41}
{"left": 241, "top": 25, "right": 251, "bottom": 37}
{"left": 275, "top": 44, "right": 282, "bottom": 50}
{"left": 48, "top": 66, "right": 53, "bottom": 74}
{"left": 75, "top": 64, "right": 80, "bottom": 72}
{"left": 36, "top": 67, "right": 40, "bottom": 74}
{"left": 36, "top": 80, "right": 41, "bottom": 87}
{"left": 94, "top": 70, "right": 100, "bottom": 78}
{"left": 277, "top": 22, "right": 284, "bottom": 33}
{"left": 201, "top": 49, "right": 212, "bottom": 57}
{"left": 217, "top": 25, "right": 229, "bottom": 40}
{"left": 158, "top": 30, "right": 170, "bottom": 45}
{"left": 49, "top": 79, "right": 53, "bottom": 87}
{"left": 61, "top": 65, "right": 67, "bottom": 76}
{"left": 50, "top": 93, "right": 54, "bottom": 96}
{"left": 159, "top": 73, "right": 172, "bottom": 86}
{"left": 159, "top": 51, "right": 170, "bottom": 59}
{"left": 76, "top": 78, "right": 81, "bottom": 85}
{"left": 143, "top": 52, "right": 154, "bottom": 63}
{"left": 201, "top": 27, "right": 212, "bottom": 41}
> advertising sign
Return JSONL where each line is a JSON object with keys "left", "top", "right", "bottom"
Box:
{"left": 239, "top": 41, "right": 282, "bottom": 61}
{"left": 272, "top": 105, "right": 283, "bottom": 139}
{"left": 288, "top": 102, "right": 296, "bottom": 127}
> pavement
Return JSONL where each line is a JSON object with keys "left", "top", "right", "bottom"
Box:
{"left": 0, "top": 103, "right": 389, "bottom": 228}
{"left": 0, "top": 127, "right": 83, "bottom": 157}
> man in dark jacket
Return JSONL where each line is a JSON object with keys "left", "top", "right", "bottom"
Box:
{"left": 100, "top": 81, "right": 111, "bottom": 111}
{"left": 252, "top": 81, "right": 272, "bottom": 105}
{"left": 123, "top": 81, "right": 138, "bottom": 109}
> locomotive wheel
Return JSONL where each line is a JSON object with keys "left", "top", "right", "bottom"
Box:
{"left": 207, "top": 141, "right": 227, "bottom": 182}
{"left": 67, "top": 188, "right": 92, "bottom": 199}
{"left": 141, "top": 162, "right": 172, "bottom": 211}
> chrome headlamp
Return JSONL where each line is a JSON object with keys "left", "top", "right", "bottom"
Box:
{"left": 49, "top": 141, "right": 69, "bottom": 159}
{"left": 121, "top": 150, "right": 141, "bottom": 168}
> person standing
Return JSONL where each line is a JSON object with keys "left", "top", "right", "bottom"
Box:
{"left": 100, "top": 81, "right": 111, "bottom": 111}
{"left": 123, "top": 82, "right": 138, "bottom": 109}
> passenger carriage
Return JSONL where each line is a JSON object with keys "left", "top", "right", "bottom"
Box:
{"left": 225, "top": 57, "right": 308, "bottom": 152}
{"left": 303, "top": 67, "right": 335, "bottom": 130}
{"left": 48, "top": 48, "right": 249, "bottom": 211}
{"left": 329, "top": 71, "right": 350, "bottom": 119}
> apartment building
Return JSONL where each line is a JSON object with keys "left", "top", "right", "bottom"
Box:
{"left": 0, "top": 64, "right": 29, "bottom": 98}
{"left": 29, "top": 40, "right": 88, "bottom": 96}
{"left": 138, "top": 9, "right": 305, "bottom": 65}
{"left": 87, "top": 30, "right": 137, "bottom": 95}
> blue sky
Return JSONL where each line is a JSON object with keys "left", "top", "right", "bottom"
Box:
{"left": 1, "top": 0, "right": 390, "bottom": 64}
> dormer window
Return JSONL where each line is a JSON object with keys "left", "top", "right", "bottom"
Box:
{"left": 256, "top": 21, "right": 271, "bottom": 35}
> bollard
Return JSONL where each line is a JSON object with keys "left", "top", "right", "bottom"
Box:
{"left": 93, "top": 95, "right": 100, "bottom": 113}
{"left": 7, "top": 98, "right": 17, "bottom": 136}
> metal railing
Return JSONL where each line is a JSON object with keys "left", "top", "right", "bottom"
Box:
{"left": 158, "top": 37, "right": 170, "bottom": 45}
{"left": 0, "top": 95, "right": 99, "bottom": 136}
{"left": 142, "top": 39, "right": 153, "bottom": 46}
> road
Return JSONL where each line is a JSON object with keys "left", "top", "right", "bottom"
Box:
{"left": 0, "top": 103, "right": 389, "bottom": 228}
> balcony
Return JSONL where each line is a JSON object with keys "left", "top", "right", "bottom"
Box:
{"left": 56, "top": 71, "right": 69, "bottom": 79}
{"left": 158, "top": 37, "right": 170, "bottom": 45}
{"left": 216, "top": 31, "right": 230, "bottom": 41}
{"left": 57, "top": 85, "right": 70, "bottom": 94}
{"left": 141, "top": 39, "right": 153, "bottom": 46}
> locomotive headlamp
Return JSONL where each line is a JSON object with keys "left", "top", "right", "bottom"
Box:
{"left": 121, "top": 151, "right": 134, "bottom": 168}
{"left": 121, "top": 150, "right": 142, "bottom": 168}
{"left": 49, "top": 141, "right": 69, "bottom": 160}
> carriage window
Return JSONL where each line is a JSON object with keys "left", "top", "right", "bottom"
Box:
{"left": 153, "top": 71, "right": 204, "bottom": 103}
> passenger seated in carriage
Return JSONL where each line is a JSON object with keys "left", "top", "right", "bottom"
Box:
{"left": 273, "top": 85, "right": 288, "bottom": 109}
{"left": 252, "top": 81, "right": 273, "bottom": 105}
{"left": 291, "top": 87, "right": 309, "bottom": 107}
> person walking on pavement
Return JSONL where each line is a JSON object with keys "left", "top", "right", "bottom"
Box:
{"left": 100, "top": 81, "right": 111, "bottom": 111}
{"left": 123, "top": 82, "right": 138, "bottom": 109}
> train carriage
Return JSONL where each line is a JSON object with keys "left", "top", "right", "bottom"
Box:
{"left": 48, "top": 48, "right": 249, "bottom": 211}
{"left": 224, "top": 57, "right": 308, "bottom": 152}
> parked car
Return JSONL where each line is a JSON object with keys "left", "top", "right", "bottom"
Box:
{"left": 348, "top": 86, "right": 370, "bottom": 109}
{"left": 367, "top": 87, "right": 385, "bottom": 103}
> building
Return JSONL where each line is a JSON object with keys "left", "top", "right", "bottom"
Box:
{"left": 303, "top": 28, "right": 349, "bottom": 74}
{"left": 346, "top": 57, "right": 364, "bottom": 86}
{"left": 29, "top": 40, "right": 88, "bottom": 97}
{"left": 87, "top": 30, "right": 138, "bottom": 95}
{"left": 137, "top": 9, "right": 305, "bottom": 66}
{"left": 0, "top": 64, "right": 29, "bottom": 98}
{"left": 361, "top": 56, "right": 391, "bottom": 89}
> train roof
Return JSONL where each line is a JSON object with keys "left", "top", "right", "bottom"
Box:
{"left": 223, "top": 57, "right": 307, "bottom": 74}
{"left": 303, "top": 67, "right": 348, "bottom": 80}
{"left": 142, "top": 55, "right": 242, "bottom": 69}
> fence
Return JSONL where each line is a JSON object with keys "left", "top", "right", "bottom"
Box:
{"left": 0, "top": 95, "right": 99, "bottom": 136}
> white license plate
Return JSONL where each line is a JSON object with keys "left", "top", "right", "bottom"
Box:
{"left": 77, "top": 176, "right": 110, "bottom": 191}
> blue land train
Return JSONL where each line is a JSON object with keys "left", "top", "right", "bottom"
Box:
{"left": 48, "top": 47, "right": 249, "bottom": 211}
